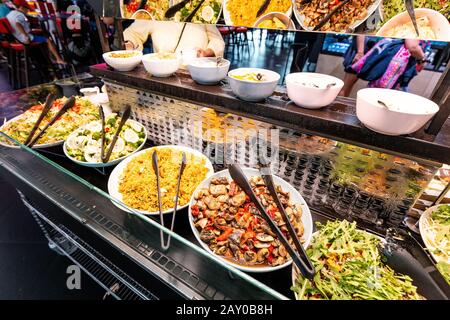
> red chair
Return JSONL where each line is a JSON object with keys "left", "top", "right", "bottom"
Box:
{"left": 0, "top": 17, "right": 43, "bottom": 89}
{"left": 0, "top": 18, "right": 15, "bottom": 87}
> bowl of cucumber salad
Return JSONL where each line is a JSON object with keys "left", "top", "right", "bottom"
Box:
{"left": 63, "top": 113, "right": 147, "bottom": 167}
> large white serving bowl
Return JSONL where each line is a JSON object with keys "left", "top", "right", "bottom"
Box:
{"left": 356, "top": 88, "right": 439, "bottom": 136}
{"left": 108, "top": 145, "right": 214, "bottom": 215}
{"left": 377, "top": 8, "right": 450, "bottom": 41}
{"left": 102, "top": 50, "right": 143, "bottom": 72}
{"left": 228, "top": 68, "right": 280, "bottom": 102}
{"left": 187, "top": 57, "right": 230, "bottom": 85}
{"left": 419, "top": 204, "right": 450, "bottom": 265}
{"left": 286, "top": 73, "right": 344, "bottom": 109}
{"left": 141, "top": 53, "right": 181, "bottom": 77}
{"left": 188, "top": 167, "right": 313, "bottom": 273}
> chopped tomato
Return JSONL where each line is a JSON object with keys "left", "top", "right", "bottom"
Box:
{"left": 29, "top": 104, "right": 43, "bottom": 111}
{"left": 267, "top": 244, "right": 274, "bottom": 264}
{"left": 191, "top": 205, "right": 199, "bottom": 216}
{"left": 217, "top": 228, "right": 233, "bottom": 241}
{"left": 267, "top": 208, "right": 276, "bottom": 219}
{"left": 240, "top": 230, "right": 255, "bottom": 245}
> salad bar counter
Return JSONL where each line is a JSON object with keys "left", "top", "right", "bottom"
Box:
{"left": 1, "top": 68, "right": 449, "bottom": 299}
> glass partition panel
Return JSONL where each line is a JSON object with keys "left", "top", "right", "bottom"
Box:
{"left": 0, "top": 131, "right": 293, "bottom": 300}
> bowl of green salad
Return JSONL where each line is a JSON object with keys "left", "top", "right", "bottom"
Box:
{"left": 63, "top": 113, "right": 147, "bottom": 167}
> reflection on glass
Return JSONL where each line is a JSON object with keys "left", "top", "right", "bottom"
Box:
{"left": 106, "top": 19, "right": 449, "bottom": 98}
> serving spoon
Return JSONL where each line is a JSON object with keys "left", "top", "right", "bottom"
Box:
{"left": 405, "top": 0, "right": 420, "bottom": 38}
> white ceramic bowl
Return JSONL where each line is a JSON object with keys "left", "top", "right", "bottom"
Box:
{"left": 419, "top": 204, "right": 450, "bottom": 264}
{"left": 253, "top": 12, "right": 296, "bottom": 30}
{"left": 102, "top": 50, "right": 143, "bottom": 72}
{"left": 141, "top": 53, "right": 181, "bottom": 77}
{"left": 187, "top": 58, "right": 230, "bottom": 85}
{"left": 189, "top": 167, "right": 313, "bottom": 273}
{"left": 228, "top": 68, "right": 280, "bottom": 102}
{"left": 286, "top": 73, "right": 344, "bottom": 109}
{"left": 377, "top": 8, "right": 450, "bottom": 41}
{"left": 356, "top": 88, "right": 439, "bottom": 136}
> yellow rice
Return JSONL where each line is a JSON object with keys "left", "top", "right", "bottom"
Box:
{"left": 227, "top": 0, "right": 292, "bottom": 27}
{"left": 118, "top": 147, "right": 209, "bottom": 212}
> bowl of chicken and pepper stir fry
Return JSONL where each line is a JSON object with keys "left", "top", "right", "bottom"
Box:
{"left": 189, "top": 168, "right": 313, "bottom": 272}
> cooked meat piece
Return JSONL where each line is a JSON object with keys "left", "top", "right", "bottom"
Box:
{"left": 230, "top": 191, "right": 246, "bottom": 207}
{"left": 211, "top": 177, "right": 229, "bottom": 185}
{"left": 204, "top": 196, "right": 220, "bottom": 210}
{"left": 209, "top": 184, "right": 227, "bottom": 196}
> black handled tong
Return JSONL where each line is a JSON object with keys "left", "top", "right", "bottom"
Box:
{"left": 229, "top": 164, "right": 315, "bottom": 280}
{"left": 28, "top": 96, "right": 76, "bottom": 148}
{"left": 313, "top": 0, "right": 350, "bottom": 31}
{"left": 152, "top": 150, "right": 187, "bottom": 250}
{"left": 405, "top": 0, "right": 420, "bottom": 37}
{"left": 165, "top": 0, "right": 191, "bottom": 19}
{"left": 100, "top": 105, "right": 131, "bottom": 163}
{"left": 24, "top": 93, "right": 56, "bottom": 146}
{"left": 138, "top": 0, "right": 148, "bottom": 11}
{"left": 183, "top": 0, "right": 206, "bottom": 23}
{"left": 256, "top": 0, "right": 271, "bottom": 18}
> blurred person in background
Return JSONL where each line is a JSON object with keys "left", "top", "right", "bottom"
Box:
{"left": 6, "top": 0, "right": 65, "bottom": 65}
{"left": 343, "top": 37, "right": 427, "bottom": 95}
{"left": 123, "top": 20, "right": 225, "bottom": 58}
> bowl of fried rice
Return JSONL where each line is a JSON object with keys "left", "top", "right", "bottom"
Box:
{"left": 108, "top": 145, "right": 214, "bottom": 215}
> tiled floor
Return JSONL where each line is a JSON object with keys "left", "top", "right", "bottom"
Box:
{"left": 0, "top": 176, "right": 104, "bottom": 299}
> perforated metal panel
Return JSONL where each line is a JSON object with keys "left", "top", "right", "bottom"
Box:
{"left": 105, "top": 81, "right": 439, "bottom": 229}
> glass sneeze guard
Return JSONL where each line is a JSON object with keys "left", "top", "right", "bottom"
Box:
{"left": 0, "top": 131, "right": 291, "bottom": 300}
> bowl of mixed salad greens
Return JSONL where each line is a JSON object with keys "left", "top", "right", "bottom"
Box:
{"left": 419, "top": 204, "right": 450, "bottom": 265}
{"left": 63, "top": 113, "right": 147, "bottom": 168}
{"left": 0, "top": 97, "right": 99, "bottom": 149}
{"left": 292, "top": 220, "right": 423, "bottom": 300}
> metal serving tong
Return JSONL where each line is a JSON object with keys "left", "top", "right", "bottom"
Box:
{"left": 313, "top": 0, "right": 351, "bottom": 31}
{"left": 24, "top": 93, "right": 56, "bottom": 146}
{"left": 27, "top": 96, "right": 76, "bottom": 148}
{"left": 152, "top": 150, "right": 187, "bottom": 250}
{"left": 100, "top": 105, "right": 131, "bottom": 163}
{"left": 184, "top": 0, "right": 206, "bottom": 23}
{"left": 405, "top": 0, "right": 420, "bottom": 37}
{"left": 228, "top": 164, "right": 315, "bottom": 280}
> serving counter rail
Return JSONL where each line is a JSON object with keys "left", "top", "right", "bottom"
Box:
{"left": 0, "top": 77, "right": 449, "bottom": 300}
